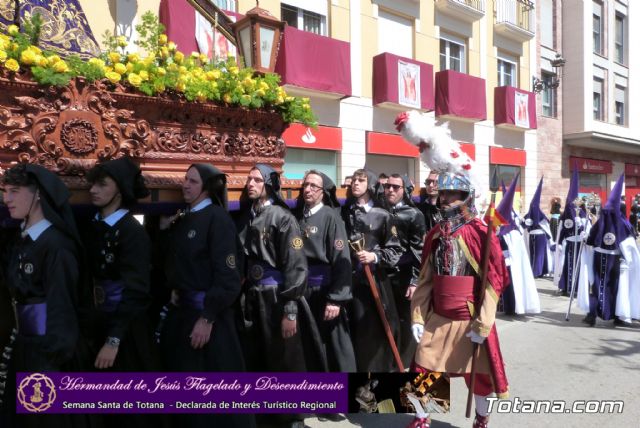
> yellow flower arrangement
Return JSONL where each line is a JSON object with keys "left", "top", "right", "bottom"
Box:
{"left": 0, "top": 12, "right": 316, "bottom": 126}
{"left": 5, "top": 58, "right": 19, "bottom": 71}
{"left": 105, "top": 71, "right": 121, "bottom": 83}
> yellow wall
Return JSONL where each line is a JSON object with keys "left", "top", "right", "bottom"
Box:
{"left": 330, "top": 1, "right": 350, "bottom": 42}
{"left": 77, "top": 0, "right": 533, "bottom": 113}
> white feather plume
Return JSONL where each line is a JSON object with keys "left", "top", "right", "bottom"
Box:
{"left": 394, "top": 110, "right": 479, "bottom": 193}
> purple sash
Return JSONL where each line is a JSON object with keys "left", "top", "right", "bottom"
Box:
{"left": 93, "top": 280, "right": 124, "bottom": 312}
{"left": 16, "top": 303, "right": 47, "bottom": 336}
{"left": 249, "top": 261, "right": 283, "bottom": 287}
{"left": 176, "top": 290, "right": 206, "bottom": 310}
{"left": 308, "top": 264, "right": 331, "bottom": 288}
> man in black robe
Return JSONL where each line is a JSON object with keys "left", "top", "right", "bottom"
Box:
{"left": 236, "top": 164, "right": 325, "bottom": 373}
{"left": 1, "top": 164, "right": 83, "bottom": 428}
{"left": 83, "top": 158, "right": 158, "bottom": 370}
{"left": 295, "top": 170, "right": 356, "bottom": 372}
{"left": 341, "top": 168, "right": 403, "bottom": 372}
{"left": 418, "top": 170, "right": 441, "bottom": 233}
{"left": 383, "top": 173, "right": 426, "bottom": 368}
{"left": 159, "top": 164, "right": 253, "bottom": 428}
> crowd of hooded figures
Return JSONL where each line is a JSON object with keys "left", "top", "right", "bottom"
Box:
{"left": 0, "top": 152, "right": 638, "bottom": 428}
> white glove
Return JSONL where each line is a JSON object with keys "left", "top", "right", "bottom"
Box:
{"left": 412, "top": 324, "right": 424, "bottom": 343}
{"left": 466, "top": 330, "right": 486, "bottom": 344}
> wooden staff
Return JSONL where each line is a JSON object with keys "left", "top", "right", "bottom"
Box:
{"left": 466, "top": 170, "right": 500, "bottom": 418}
{"left": 349, "top": 235, "right": 405, "bottom": 372}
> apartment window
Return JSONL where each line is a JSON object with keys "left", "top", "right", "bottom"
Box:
{"left": 615, "top": 86, "right": 626, "bottom": 126}
{"left": 497, "top": 53, "right": 517, "bottom": 87}
{"left": 440, "top": 33, "right": 466, "bottom": 73}
{"left": 593, "top": 2, "right": 603, "bottom": 55}
{"left": 212, "top": 0, "right": 236, "bottom": 11}
{"left": 615, "top": 13, "right": 625, "bottom": 64}
{"left": 593, "top": 77, "right": 603, "bottom": 121}
{"left": 541, "top": 72, "right": 557, "bottom": 117}
{"left": 378, "top": 10, "right": 413, "bottom": 58}
{"left": 281, "top": 3, "right": 326, "bottom": 35}
{"left": 540, "top": 0, "right": 555, "bottom": 48}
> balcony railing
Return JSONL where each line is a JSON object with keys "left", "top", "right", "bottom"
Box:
{"left": 495, "top": 0, "right": 535, "bottom": 42}
{"left": 435, "top": 0, "right": 486, "bottom": 23}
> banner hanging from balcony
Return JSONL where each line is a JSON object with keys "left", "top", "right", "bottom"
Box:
{"left": 195, "top": 8, "right": 236, "bottom": 61}
{"left": 398, "top": 60, "right": 421, "bottom": 108}
{"left": 514, "top": 91, "right": 530, "bottom": 128}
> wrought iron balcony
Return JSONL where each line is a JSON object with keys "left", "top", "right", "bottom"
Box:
{"left": 494, "top": 0, "right": 535, "bottom": 42}
{"left": 435, "top": 0, "right": 486, "bottom": 23}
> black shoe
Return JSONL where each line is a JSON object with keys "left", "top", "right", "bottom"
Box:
{"left": 613, "top": 318, "right": 633, "bottom": 327}
{"left": 582, "top": 314, "right": 596, "bottom": 327}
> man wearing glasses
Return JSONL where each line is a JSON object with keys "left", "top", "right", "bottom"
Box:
{"left": 295, "top": 170, "right": 356, "bottom": 372}
{"left": 419, "top": 171, "right": 441, "bottom": 233}
{"left": 383, "top": 174, "right": 426, "bottom": 368}
{"left": 340, "top": 168, "right": 403, "bottom": 371}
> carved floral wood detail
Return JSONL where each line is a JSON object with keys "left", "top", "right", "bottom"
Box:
{"left": 0, "top": 76, "right": 289, "bottom": 196}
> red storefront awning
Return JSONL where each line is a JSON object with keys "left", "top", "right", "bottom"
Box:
{"left": 435, "top": 70, "right": 486, "bottom": 121}
{"left": 490, "top": 147, "right": 527, "bottom": 166}
{"left": 372, "top": 52, "right": 434, "bottom": 111}
{"left": 275, "top": 26, "right": 351, "bottom": 96}
{"left": 569, "top": 156, "right": 612, "bottom": 174}
{"left": 282, "top": 123, "right": 342, "bottom": 151}
{"left": 625, "top": 163, "right": 640, "bottom": 177}
{"left": 367, "top": 132, "right": 419, "bottom": 157}
{"left": 494, "top": 86, "right": 537, "bottom": 129}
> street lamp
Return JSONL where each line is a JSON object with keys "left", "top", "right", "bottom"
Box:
{"left": 232, "top": 1, "right": 285, "bottom": 74}
{"left": 532, "top": 53, "right": 566, "bottom": 94}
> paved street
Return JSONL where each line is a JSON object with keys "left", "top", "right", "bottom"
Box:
{"left": 303, "top": 277, "right": 640, "bottom": 428}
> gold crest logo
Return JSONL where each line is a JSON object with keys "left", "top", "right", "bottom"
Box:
{"left": 17, "top": 373, "right": 56, "bottom": 413}
{"left": 226, "top": 254, "right": 236, "bottom": 268}
{"left": 251, "top": 264, "right": 264, "bottom": 280}
{"left": 291, "top": 237, "right": 304, "bottom": 250}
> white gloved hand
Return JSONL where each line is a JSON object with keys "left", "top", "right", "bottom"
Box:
{"left": 412, "top": 324, "right": 424, "bottom": 343}
{"left": 466, "top": 330, "right": 486, "bottom": 344}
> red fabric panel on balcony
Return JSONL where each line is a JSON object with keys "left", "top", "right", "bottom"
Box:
{"left": 569, "top": 157, "right": 612, "bottom": 174}
{"left": 459, "top": 142, "right": 476, "bottom": 161}
{"left": 625, "top": 163, "right": 640, "bottom": 177}
{"left": 367, "top": 132, "right": 419, "bottom": 157}
{"left": 490, "top": 147, "right": 526, "bottom": 166}
{"left": 282, "top": 124, "right": 342, "bottom": 151}
{"left": 435, "top": 70, "right": 486, "bottom": 120}
{"left": 494, "top": 86, "right": 537, "bottom": 129}
{"left": 275, "top": 26, "right": 351, "bottom": 96}
{"left": 372, "top": 52, "right": 434, "bottom": 111}
{"left": 159, "top": 0, "right": 199, "bottom": 54}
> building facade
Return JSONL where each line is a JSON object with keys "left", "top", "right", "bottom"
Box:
{"left": 560, "top": 0, "right": 640, "bottom": 214}
{"left": 79, "top": 0, "right": 540, "bottom": 208}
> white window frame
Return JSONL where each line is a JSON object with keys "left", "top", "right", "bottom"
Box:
{"left": 593, "top": 2, "right": 603, "bottom": 55}
{"left": 497, "top": 52, "right": 518, "bottom": 87}
{"left": 281, "top": 2, "right": 327, "bottom": 36}
{"left": 593, "top": 77, "right": 604, "bottom": 121}
{"left": 541, "top": 71, "right": 556, "bottom": 117}
{"left": 615, "top": 13, "right": 625, "bottom": 64}
{"left": 615, "top": 85, "right": 626, "bottom": 126}
{"left": 211, "top": 0, "right": 236, "bottom": 11}
{"left": 440, "top": 33, "right": 466, "bottom": 73}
